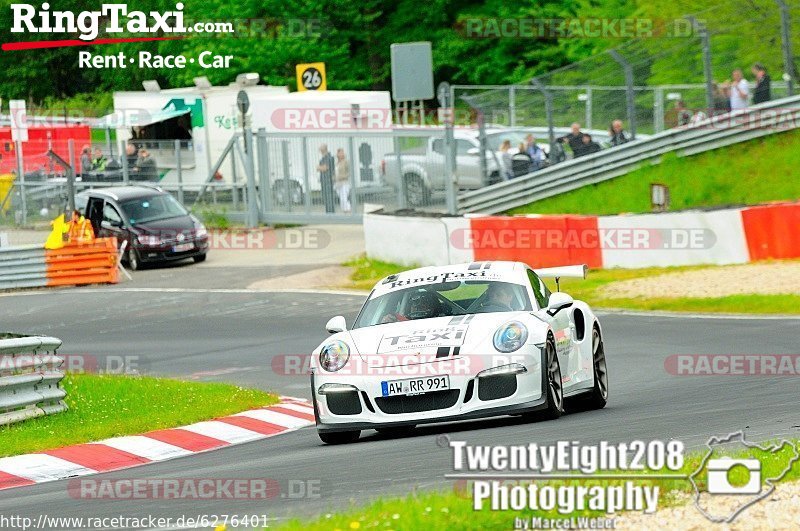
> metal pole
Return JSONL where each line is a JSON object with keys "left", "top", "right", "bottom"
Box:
{"left": 347, "top": 135, "right": 357, "bottom": 217}
{"left": 509, "top": 86, "right": 517, "bottom": 127}
{"left": 15, "top": 141, "right": 27, "bottom": 225}
{"left": 257, "top": 129, "right": 271, "bottom": 215}
{"left": 394, "top": 136, "right": 406, "bottom": 210}
{"left": 175, "top": 140, "right": 184, "bottom": 204}
{"left": 654, "top": 87, "right": 665, "bottom": 133}
{"left": 243, "top": 129, "right": 258, "bottom": 228}
{"left": 230, "top": 144, "right": 239, "bottom": 211}
{"left": 777, "top": 0, "right": 795, "bottom": 96}
{"left": 531, "top": 79, "right": 555, "bottom": 155}
{"left": 609, "top": 49, "right": 636, "bottom": 139}
{"left": 67, "top": 140, "right": 75, "bottom": 212}
{"left": 585, "top": 87, "right": 593, "bottom": 130}
{"left": 280, "top": 140, "right": 291, "bottom": 213}
{"left": 687, "top": 16, "right": 715, "bottom": 113}
{"left": 105, "top": 128, "right": 112, "bottom": 157}
{"left": 302, "top": 136, "right": 311, "bottom": 215}
{"left": 121, "top": 142, "right": 130, "bottom": 184}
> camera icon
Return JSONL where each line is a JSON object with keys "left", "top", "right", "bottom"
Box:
{"left": 707, "top": 458, "right": 761, "bottom": 495}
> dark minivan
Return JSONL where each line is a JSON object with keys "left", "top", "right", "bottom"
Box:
{"left": 76, "top": 186, "right": 209, "bottom": 270}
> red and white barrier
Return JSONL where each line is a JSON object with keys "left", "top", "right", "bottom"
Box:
{"left": 364, "top": 202, "right": 800, "bottom": 269}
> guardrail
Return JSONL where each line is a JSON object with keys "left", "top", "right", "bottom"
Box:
{"left": 0, "top": 238, "right": 119, "bottom": 290}
{"left": 0, "top": 334, "right": 66, "bottom": 426}
{"left": 458, "top": 94, "right": 800, "bottom": 214}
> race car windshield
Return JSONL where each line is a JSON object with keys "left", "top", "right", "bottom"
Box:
{"left": 353, "top": 280, "right": 531, "bottom": 329}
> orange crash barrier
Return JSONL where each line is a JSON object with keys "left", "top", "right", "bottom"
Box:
{"left": 740, "top": 203, "right": 800, "bottom": 261}
{"left": 44, "top": 237, "right": 119, "bottom": 287}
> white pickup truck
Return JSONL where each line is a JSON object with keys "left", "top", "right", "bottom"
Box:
{"left": 379, "top": 129, "right": 517, "bottom": 206}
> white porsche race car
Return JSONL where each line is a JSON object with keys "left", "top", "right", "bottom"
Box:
{"left": 310, "top": 261, "right": 608, "bottom": 444}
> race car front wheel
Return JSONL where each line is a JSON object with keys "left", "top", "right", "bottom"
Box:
{"left": 568, "top": 326, "right": 609, "bottom": 412}
{"left": 318, "top": 430, "right": 360, "bottom": 445}
{"left": 529, "top": 336, "right": 563, "bottom": 421}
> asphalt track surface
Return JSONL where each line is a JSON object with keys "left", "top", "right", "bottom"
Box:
{"left": 0, "top": 286, "right": 798, "bottom": 529}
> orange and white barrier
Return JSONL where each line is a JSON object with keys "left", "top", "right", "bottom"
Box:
{"left": 364, "top": 201, "right": 800, "bottom": 269}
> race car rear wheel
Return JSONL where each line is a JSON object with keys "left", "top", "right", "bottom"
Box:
{"left": 318, "top": 430, "right": 360, "bottom": 445}
{"left": 569, "top": 326, "right": 608, "bottom": 411}
{"left": 529, "top": 336, "right": 563, "bottom": 421}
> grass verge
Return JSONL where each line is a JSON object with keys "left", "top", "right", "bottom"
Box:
{"left": 508, "top": 130, "right": 800, "bottom": 216}
{"left": 280, "top": 440, "right": 800, "bottom": 530}
{"left": 340, "top": 256, "right": 800, "bottom": 314}
{"left": 0, "top": 374, "right": 277, "bottom": 457}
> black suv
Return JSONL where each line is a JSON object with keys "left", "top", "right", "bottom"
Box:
{"left": 76, "top": 186, "right": 209, "bottom": 270}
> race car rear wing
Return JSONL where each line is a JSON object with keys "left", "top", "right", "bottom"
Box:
{"left": 534, "top": 264, "right": 587, "bottom": 292}
{"left": 534, "top": 265, "right": 588, "bottom": 279}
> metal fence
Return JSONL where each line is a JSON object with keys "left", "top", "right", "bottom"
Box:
{"left": 0, "top": 334, "right": 66, "bottom": 426}
{"left": 458, "top": 94, "right": 800, "bottom": 214}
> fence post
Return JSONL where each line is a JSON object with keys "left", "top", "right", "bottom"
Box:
{"left": 531, "top": 79, "right": 556, "bottom": 155}
{"left": 175, "top": 140, "right": 184, "bottom": 205}
{"left": 302, "top": 136, "right": 311, "bottom": 215}
{"left": 585, "top": 86, "right": 593, "bottom": 130}
{"left": 280, "top": 140, "right": 291, "bottom": 213}
{"left": 243, "top": 129, "right": 258, "bottom": 228}
{"left": 609, "top": 49, "right": 636, "bottom": 140}
{"left": 777, "top": 0, "right": 796, "bottom": 96}
{"left": 67, "top": 139, "right": 76, "bottom": 212}
{"left": 230, "top": 143, "right": 239, "bottom": 211}
{"left": 654, "top": 87, "right": 665, "bottom": 133}
{"left": 394, "top": 136, "right": 406, "bottom": 210}
{"left": 257, "top": 129, "right": 271, "bottom": 217}
{"left": 687, "top": 16, "right": 715, "bottom": 113}
{"left": 121, "top": 143, "right": 130, "bottom": 184}
{"left": 348, "top": 135, "right": 358, "bottom": 217}
{"left": 509, "top": 85, "right": 517, "bottom": 127}
{"left": 15, "top": 141, "right": 27, "bottom": 226}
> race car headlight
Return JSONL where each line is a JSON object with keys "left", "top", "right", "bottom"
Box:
{"left": 493, "top": 321, "right": 528, "bottom": 353}
{"left": 319, "top": 340, "right": 350, "bottom": 372}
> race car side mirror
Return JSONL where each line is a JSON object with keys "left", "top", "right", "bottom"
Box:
{"left": 326, "top": 315, "right": 347, "bottom": 334}
{"left": 546, "top": 292, "right": 573, "bottom": 316}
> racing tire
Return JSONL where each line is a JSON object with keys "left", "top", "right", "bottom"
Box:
{"left": 569, "top": 326, "right": 609, "bottom": 412}
{"left": 404, "top": 174, "right": 430, "bottom": 207}
{"left": 193, "top": 253, "right": 207, "bottom": 264}
{"left": 126, "top": 247, "right": 141, "bottom": 271}
{"left": 529, "top": 336, "right": 564, "bottom": 421}
{"left": 318, "top": 430, "right": 360, "bottom": 445}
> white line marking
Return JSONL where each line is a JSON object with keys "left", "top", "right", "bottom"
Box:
{"left": 179, "top": 421, "right": 264, "bottom": 444}
{"left": 96, "top": 436, "right": 192, "bottom": 461}
{"left": 234, "top": 409, "right": 311, "bottom": 429}
{"left": 0, "top": 454, "right": 96, "bottom": 482}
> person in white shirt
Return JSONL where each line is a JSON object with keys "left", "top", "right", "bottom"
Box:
{"left": 726, "top": 69, "right": 750, "bottom": 110}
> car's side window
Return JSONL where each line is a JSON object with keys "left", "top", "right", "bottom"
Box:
{"left": 456, "top": 139, "right": 474, "bottom": 155}
{"left": 527, "top": 269, "right": 548, "bottom": 309}
{"left": 431, "top": 139, "right": 444, "bottom": 154}
{"left": 103, "top": 204, "right": 122, "bottom": 225}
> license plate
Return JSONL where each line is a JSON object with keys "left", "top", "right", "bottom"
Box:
{"left": 173, "top": 242, "right": 194, "bottom": 253}
{"left": 381, "top": 375, "right": 450, "bottom": 397}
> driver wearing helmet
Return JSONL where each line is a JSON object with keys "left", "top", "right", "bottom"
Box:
{"left": 381, "top": 290, "right": 442, "bottom": 323}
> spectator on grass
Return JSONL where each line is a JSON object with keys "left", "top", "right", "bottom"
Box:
{"left": 752, "top": 63, "right": 771, "bottom": 104}
{"left": 580, "top": 133, "right": 601, "bottom": 155}
{"left": 524, "top": 134, "right": 547, "bottom": 170}
{"left": 724, "top": 69, "right": 750, "bottom": 110}
{"left": 557, "top": 122, "right": 584, "bottom": 157}
{"left": 609, "top": 120, "right": 630, "bottom": 147}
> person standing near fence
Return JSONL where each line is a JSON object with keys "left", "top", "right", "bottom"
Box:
{"left": 80, "top": 145, "right": 92, "bottom": 177}
{"left": 725, "top": 69, "right": 750, "bottom": 110}
{"left": 609, "top": 120, "right": 630, "bottom": 147}
{"left": 317, "top": 144, "right": 336, "bottom": 213}
{"left": 752, "top": 63, "right": 771, "bottom": 104}
{"left": 334, "top": 148, "right": 351, "bottom": 213}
